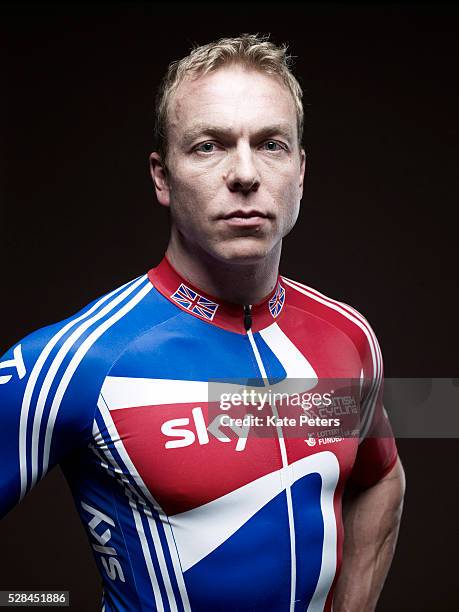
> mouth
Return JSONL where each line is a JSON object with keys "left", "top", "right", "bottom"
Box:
{"left": 220, "top": 209, "right": 272, "bottom": 227}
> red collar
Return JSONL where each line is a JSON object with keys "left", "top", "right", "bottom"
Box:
{"left": 148, "top": 256, "right": 286, "bottom": 334}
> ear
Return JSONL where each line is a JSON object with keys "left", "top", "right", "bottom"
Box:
{"left": 149, "top": 152, "right": 171, "bottom": 207}
{"left": 299, "top": 148, "right": 306, "bottom": 198}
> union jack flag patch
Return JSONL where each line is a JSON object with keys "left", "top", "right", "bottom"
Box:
{"left": 171, "top": 284, "right": 219, "bottom": 321}
{"left": 268, "top": 283, "right": 285, "bottom": 318}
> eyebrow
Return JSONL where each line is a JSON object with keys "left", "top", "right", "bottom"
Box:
{"left": 181, "top": 123, "right": 295, "bottom": 147}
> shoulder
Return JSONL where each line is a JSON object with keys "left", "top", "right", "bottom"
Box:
{"left": 0, "top": 273, "right": 161, "bottom": 409}
{"left": 4, "top": 270, "right": 186, "bottom": 396}
{"left": 0, "top": 273, "right": 176, "bottom": 509}
{"left": 281, "top": 274, "right": 382, "bottom": 364}
{"left": 4, "top": 274, "right": 148, "bottom": 364}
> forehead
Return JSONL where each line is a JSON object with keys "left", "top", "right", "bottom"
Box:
{"left": 168, "top": 65, "right": 297, "bottom": 139}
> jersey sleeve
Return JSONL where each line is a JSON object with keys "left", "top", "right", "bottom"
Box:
{"left": 0, "top": 322, "right": 97, "bottom": 519}
{"left": 348, "top": 318, "right": 398, "bottom": 488}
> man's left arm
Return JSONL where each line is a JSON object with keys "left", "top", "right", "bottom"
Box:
{"left": 333, "top": 456, "right": 406, "bottom": 612}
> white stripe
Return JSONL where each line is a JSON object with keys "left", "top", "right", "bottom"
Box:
{"left": 28, "top": 275, "right": 148, "bottom": 490}
{"left": 283, "top": 277, "right": 381, "bottom": 380}
{"left": 92, "top": 417, "right": 164, "bottom": 610}
{"left": 129, "top": 495, "right": 165, "bottom": 612}
{"left": 247, "top": 329, "right": 267, "bottom": 380}
{"left": 284, "top": 277, "right": 383, "bottom": 434}
{"left": 146, "top": 515, "right": 179, "bottom": 612}
{"left": 283, "top": 276, "right": 381, "bottom": 373}
{"left": 91, "top": 418, "right": 163, "bottom": 609}
{"left": 102, "top": 377, "right": 209, "bottom": 410}
{"left": 102, "top": 374, "right": 317, "bottom": 413}
{"left": 283, "top": 277, "right": 382, "bottom": 443}
{"left": 97, "top": 397, "right": 191, "bottom": 612}
{"left": 247, "top": 329, "right": 297, "bottom": 612}
{"left": 89, "top": 442, "right": 112, "bottom": 476}
{"left": 171, "top": 451, "right": 338, "bottom": 575}
{"left": 255, "top": 322, "right": 341, "bottom": 609}
{"left": 360, "top": 330, "right": 384, "bottom": 439}
{"left": 98, "top": 396, "right": 162, "bottom": 511}
{"left": 92, "top": 418, "right": 148, "bottom": 510}
{"left": 298, "top": 454, "right": 339, "bottom": 612}
{"left": 90, "top": 421, "right": 132, "bottom": 488}
{"left": 40, "top": 279, "right": 151, "bottom": 478}
{"left": 171, "top": 465, "right": 283, "bottom": 571}
{"left": 258, "top": 323, "right": 316, "bottom": 379}
{"left": 97, "top": 409, "right": 178, "bottom": 612}
{"left": 18, "top": 276, "right": 140, "bottom": 501}
{"left": 258, "top": 322, "right": 318, "bottom": 398}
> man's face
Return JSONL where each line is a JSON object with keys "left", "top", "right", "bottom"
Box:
{"left": 151, "top": 64, "right": 305, "bottom": 265}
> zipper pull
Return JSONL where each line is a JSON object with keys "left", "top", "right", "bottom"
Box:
{"left": 243, "top": 304, "right": 252, "bottom": 331}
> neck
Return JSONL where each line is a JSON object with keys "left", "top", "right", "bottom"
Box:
{"left": 165, "top": 235, "right": 281, "bottom": 305}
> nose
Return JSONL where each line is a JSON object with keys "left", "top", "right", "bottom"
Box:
{"left": 225, "top": 144, "right": 260, "bottom": 194}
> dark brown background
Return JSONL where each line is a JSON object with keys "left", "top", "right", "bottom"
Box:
{"left": 1, "top": 2, "right": 458, "bottom": 610}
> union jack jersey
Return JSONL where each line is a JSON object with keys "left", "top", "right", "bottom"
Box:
{"left": 0, "top": 256, "right": 397, "bottom": 611}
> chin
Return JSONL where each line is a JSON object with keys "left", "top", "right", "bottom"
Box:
{"left": 212, "top": 242, "right": 273, "bottom": 265}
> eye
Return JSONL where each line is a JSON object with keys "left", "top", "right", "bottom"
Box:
{"left": 195, "top": 142, "right": 217, "bottom": 154}
{"left": 261, "top": 140, "right": 285, "bottom": 152}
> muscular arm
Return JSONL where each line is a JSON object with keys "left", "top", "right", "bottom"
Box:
{"left": 333, "top": 456, "right": 406, "bottom": 612}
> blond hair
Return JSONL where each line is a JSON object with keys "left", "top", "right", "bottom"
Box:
{"left": 154, "top": 33, "right": 304, "bottom": 165}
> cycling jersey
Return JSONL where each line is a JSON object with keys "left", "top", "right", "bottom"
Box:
{"left": 0, "top": 255, "right": 397, "bottom": 611}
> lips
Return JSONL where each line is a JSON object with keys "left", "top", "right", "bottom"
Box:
{"left": 222, "top": 209, "right": 269, "bottom": 220}
{"left": 219, "top": 209, "right": 271, "bottom": 229}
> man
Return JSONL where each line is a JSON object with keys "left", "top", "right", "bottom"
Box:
{"left": 1, "top": 34, "right": 405, "bottom": 611}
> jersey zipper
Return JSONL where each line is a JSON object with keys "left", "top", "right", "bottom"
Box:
{"left": 243, "top": 304, "right": 252, "bottom": 331}
{"left": 243, "top": 305, "right": 297, "bottom": 612}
